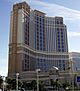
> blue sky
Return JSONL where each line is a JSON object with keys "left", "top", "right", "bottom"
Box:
{"left": 1, "top": 0, "right": 80, "bottom": 76}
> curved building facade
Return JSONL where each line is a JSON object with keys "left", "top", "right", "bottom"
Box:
{"left": 8, "top": 2, "right": 69, "bottom": 77}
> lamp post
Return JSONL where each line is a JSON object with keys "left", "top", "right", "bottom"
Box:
{"left": 16, "top": 73, "right": 19, "bottom": 91}
{"left": 52, "top": 66, "right": 59, "bottom": 91}
{"left": 69, "top": 57, "right": 74, "bottom": 91}
{"left": 36, "top": 69, "right": 41, "bottom": 91}
{"left": 52, "top": 66, "right": 59, "bottom": 70}
{"left": 2, "top": 76, "right": 5, "bottom": 91}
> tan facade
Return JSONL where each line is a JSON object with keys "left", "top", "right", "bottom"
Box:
{"left": 8, "top": 2, "right": 30, "bottom": 76}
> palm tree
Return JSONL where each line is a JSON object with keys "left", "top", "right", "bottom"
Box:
{"left": 6, "top": 77, "right": 12, "bottom": 90}
{"left": 50, "top": 79, "right": 61, "bottom": 90}
{"left": 39, "top": 81, "right": 46, "bottom": 91}
{"left": 6, "top": 77, "right": 22, "bottom": 90}
{"left": 21, "top": 81, "right": 27, "bottom": 90}
{"left": 30, "top": 80, "right": 37, "bottom": 90}
{"left": 22, "top": 80, "right": 46, "bottom": 91}
{"left": 22, "top": 81, "right": 32, "bottom": 90}
{"left": 62, "top": 81, "right": 71, "bottom": 91}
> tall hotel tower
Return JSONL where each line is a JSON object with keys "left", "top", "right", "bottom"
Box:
{"left": 8, "top": 2, "right": 69, "bottom": 77}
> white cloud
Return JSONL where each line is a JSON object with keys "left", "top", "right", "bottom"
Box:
{"left": 0, "top": 58, "right": 8, "bottom": 76}
{"left": 28, "top": 0, "right": 80, "bottom": 20}
{"left": 6, "top": 0, "right": 80, "bottom": 20}
{"left": 68, "top": 31, "right": 80, "bottom": 37}
{"left": 0, "top": 64, "right": 8, "bottom": 76}
{"left": 0, "top": 70, "right": 8, "bottom": 76}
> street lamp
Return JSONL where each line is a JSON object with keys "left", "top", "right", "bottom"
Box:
{"left": 52, "top": 66, "right": 59, "bottom": 91}
{"left": 69, "top": 57, "right": 74, "bottom": 91}
{"left": 16, "top": 73, "right": 19, "bottom": 91}
{"left": 36, "top": 69, "right": 41, "bottom": 91}
{"left": 2, "top": 76, "right": 5, "bottom": 91}
{"left": 52, "top": 66, "right": 59, "bottom": 70}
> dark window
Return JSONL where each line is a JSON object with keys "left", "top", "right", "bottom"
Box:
{"left": 57, "top": 35, "right": 60, "bottom": 38}
{"left": 37, "top": 46, "right": 39, "bottom": 50}
{"left": 58, "top": 42, "right": 60, "bottom": 45}
{"left": 58, "top": 45, "right": 60, "bottom": 48}
{"left": 58, "top": 49, "right": 61, "bottom": 52}
{"left": 56, "top": 21, "right": 59, "bottom": 24}
{"left": 60, "top": 21, "right": 63, "bottom": 24}
{"left": 40, "top": 43, "right": 42, "bottom": 47}
{"left": 40, "top": 47, "right": 42, "bottom": 50}
{"left": 57, "top": 31, "right": 59, "bottom": 34}
{"left": 62, "top": 49, "right": 64, "bottom": 52}
{"left": 57, "top": 28, "right": 59, "bottom": 31}
{"left": 37, "top": 42, "right": 39, "bottom": 46}
{"left": 58, "top": 38, "right": 60, "bottom": 41}
{"left": 40, "top": 39, "right": 42, "bottom": 42}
